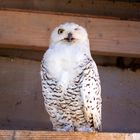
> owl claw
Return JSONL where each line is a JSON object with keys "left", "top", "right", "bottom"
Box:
{"left": 76, "top": 126, "right": 94, "bottom": 132}
{"left": 54, "top": 125, "right": 74, "bottom": 132}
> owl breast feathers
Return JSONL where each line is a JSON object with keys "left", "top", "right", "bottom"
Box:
{"left": 41, "top": 22, "right": 102, "bottom": 132}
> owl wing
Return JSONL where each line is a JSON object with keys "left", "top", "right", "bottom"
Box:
{"left": 80, "top": 59, "right": 102, "bottom": 131}
{"left": 40, "top": 60, "right": 58, "bottom": 112}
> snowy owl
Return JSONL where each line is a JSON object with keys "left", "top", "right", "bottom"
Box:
{"left": 40, "top": 22, "right": 102, "bottom": 132}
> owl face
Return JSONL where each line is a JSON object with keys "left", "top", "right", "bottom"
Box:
{"left": 50, "top": 22, "right": 89, "bottom": 45}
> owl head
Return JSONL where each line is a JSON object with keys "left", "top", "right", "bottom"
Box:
{"left": 49, "top": 22, "right": 89, "bottom": 47}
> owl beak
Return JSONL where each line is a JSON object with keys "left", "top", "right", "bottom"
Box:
{"left": 68, "top": 33, "right": 73, "bottom": 42}
{"left": 65, "top": 32, "right": 74, "bottom": 42}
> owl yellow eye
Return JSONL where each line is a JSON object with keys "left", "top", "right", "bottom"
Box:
{"left": 58, "top": 29, "right": 64, "bottom": 34}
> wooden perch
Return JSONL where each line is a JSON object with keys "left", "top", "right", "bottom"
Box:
{"left": 0, "top": 10, "right": 140, "bottom": 58}
{"left": 0, "top": 130, "right": 140, "bottom": 140}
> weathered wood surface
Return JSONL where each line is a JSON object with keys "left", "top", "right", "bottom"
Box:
{"left": 0, "top": 10, "right": 140, "bottom": 58}
{"left": 0, "top": 130, "right": 140, "bottom": 140}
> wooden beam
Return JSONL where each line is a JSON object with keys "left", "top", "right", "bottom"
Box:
{"left": 0, "top": 130, "right": 140, "bottom": 140}
{"left": 0, "top": 10, "right": 140, "bottom": 58}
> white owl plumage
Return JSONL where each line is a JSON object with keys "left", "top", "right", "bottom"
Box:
{"left": 41, "top": 22, "right": 102, "bottom": 131}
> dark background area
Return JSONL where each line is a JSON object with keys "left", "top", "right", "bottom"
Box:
{"left": 0, "top": 0, "right": 140, "bottom": 20}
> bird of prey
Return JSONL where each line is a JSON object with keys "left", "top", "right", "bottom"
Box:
{"left": 41, "top": 22, "right": 102, "bottom": 132}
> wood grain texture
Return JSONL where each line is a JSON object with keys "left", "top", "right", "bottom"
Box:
{"left": 0, "top": 10, "right": 140, "bottom": 58}
{"left": 0, "top": 130, "right": 140, "bottom": 140}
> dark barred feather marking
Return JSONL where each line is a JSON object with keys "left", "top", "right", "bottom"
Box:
{"left": 41, "top": 55, "right": 101, "bottom": 132}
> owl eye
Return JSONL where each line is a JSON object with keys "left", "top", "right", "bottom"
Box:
{"left": 58, "top": 28, "right": 64, "bottom": 34}
{"left": 74, "top": 28, "right": 79, "bottom": 31}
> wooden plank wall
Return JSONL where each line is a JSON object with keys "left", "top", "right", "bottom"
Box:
{"left": 0, "top": 10, "right": 140, "bottom": 58}
{"left": 0, "top": 0, "right": 140, "bottom": 20}
{"left": 0, "top": 130, "right": 140, "bottom": 140}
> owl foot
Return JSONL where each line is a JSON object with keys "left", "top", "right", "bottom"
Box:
{"left": 54, "top": 125, "right": 74, "bottom": 132}
{"left": 75, "top": 126, "right": 94, "bottom": 132}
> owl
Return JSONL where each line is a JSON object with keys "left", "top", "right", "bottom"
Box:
{"left": 40, "top": 22, "right": 102, "bottom": 132}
